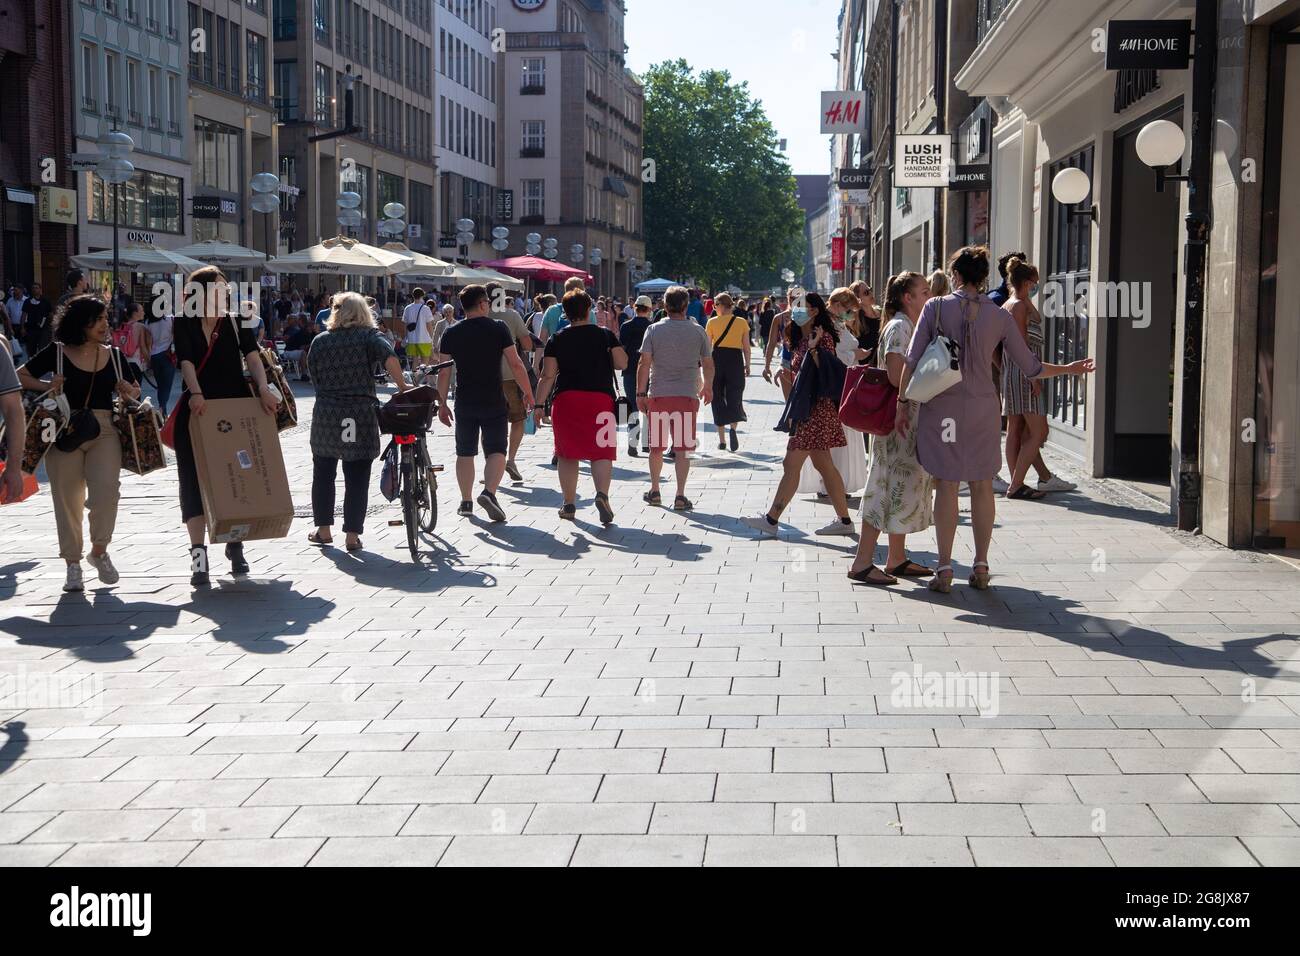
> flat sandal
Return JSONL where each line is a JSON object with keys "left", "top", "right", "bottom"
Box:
{"left": 928, "top": 566, "right": 954, "bottom": 593}
{"left": 969, "top": 561, "right": 992, "bottom": 590}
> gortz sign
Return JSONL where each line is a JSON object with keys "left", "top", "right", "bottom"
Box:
{"left": 820, "top": 91, "right": 867, "bottom": 134}
{"left": 512, "top": 0, "right": 547, "bottom": 9}
{"left": 894, "top": 135, "right": 951, "bottom": 188}
{"left": 1105, "top": 19, "right": 1192, "bottom": 71}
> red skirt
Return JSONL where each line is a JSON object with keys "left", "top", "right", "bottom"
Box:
{"left": 552, "top": 390, "right": 617, "bottom": 462}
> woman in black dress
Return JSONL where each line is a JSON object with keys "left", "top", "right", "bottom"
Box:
{"left": 173, "top": 267, "right": 280, "bottom": 586}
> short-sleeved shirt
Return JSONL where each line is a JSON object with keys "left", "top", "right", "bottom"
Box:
{"left": 541, "top": 303, "right": 569, "bottom": 339}
{"left": 492, "top": 307, "right": 530, "bottom": 379}
{"left": 619, "top": 314, "right": 651, "bottom": 367}
{"left": 439, "top": 314, "right": 512, "bottom": 411}
{"left": 686, "top": 300, "right": 705, "bottom": 326}
{"left": 0, "top": 340, "right": 21, "bottom": 395}
{"left": 23, "top": 343, "right": 137, "bottom": 410}
{"left": 174, "top": 315, "right": 260, "bottom": 400}
{"left": 403, "top": 301, "right": 435, "bottom": 344}
{"left": 640, "top": 317, "right": 711, "bottom": 398}
{"left": 544, "top": 324, "right": 619, "bottom": 399}
{"left": 706, "top": 313, "right": 749, "bottom": 350}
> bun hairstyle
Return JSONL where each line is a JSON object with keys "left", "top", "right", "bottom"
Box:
{"left": 1006, "top": 256, "right": 1039, "bottom": 289}
{"left": 948, "top": 245, "right": 991, "bottom": 291}
{"left": 884, "top": 271, "right": 926, "bottom": 320}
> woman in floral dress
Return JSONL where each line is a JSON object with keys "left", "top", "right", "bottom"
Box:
{"left": 848, "top": 272, "right": 935, "bottom": 584}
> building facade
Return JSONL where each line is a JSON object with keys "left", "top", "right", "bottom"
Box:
{"left": 272, "top": 0, "right": 438, "bottom": 278}
{"left": 186, "top": 0, "right": 279, "bottom": 274}
{"left": 1, "top": 0, "right": 77, "bottom": 296}
{"left": 498, "top": 0, "right": 644, "bottom": 299}
{"left": 71, "top": 0, "right": 191, "bottom": 295}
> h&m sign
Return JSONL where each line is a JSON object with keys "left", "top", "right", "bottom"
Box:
{"left": 1105, "top": 20, "right": 1192, "bottom": 71}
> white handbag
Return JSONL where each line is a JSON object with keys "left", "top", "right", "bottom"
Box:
{"left": 904, "top": 296, "right": 970, "bottom": 403}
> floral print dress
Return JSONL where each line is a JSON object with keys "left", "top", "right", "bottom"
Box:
{"left": 858, "top": 316, "right": 933, "bottom": 534}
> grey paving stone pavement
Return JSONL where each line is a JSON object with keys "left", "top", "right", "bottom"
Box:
{"left": 2, "top": 372, "right": 1298, "bottom": 866}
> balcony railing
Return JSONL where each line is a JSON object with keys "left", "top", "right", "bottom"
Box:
{"left": 167, "top": 119, "right": 180, "bottom": 135}
{"left": 127, "top": 108, "right": 143, "bottom": 126}
{"left": 145, "top": 17, "right": 160, "bottom": 33}
{"left": 82, "top": 95, "right": 98, "bottom": 112}
{"left": 520, "top": 146, "right": 545, "bottom": 158}
{"left": 148, "top": 114, "right": 162, "bottom": 130}
{"left": 977, "top": 0, "right": 1016, "bottom": 42}
{"left": 521, "top": 83, "right": 545, "bottom": 95}
{"left": 103, "top": 0, "right": 119, "bottom": 14}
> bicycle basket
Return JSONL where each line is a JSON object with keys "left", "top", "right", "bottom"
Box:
{"left": 378, "top": 384, "right": 438, "bottom": 435}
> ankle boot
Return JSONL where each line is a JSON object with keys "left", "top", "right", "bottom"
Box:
{"left": 225, "top": 542, "right": 250, "bottom": 575}
{"left": 189, "top": 545, "right": 210, "bottom": 587}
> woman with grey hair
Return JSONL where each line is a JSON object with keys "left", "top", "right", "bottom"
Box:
{"left": 306, "top": 291, "right": 409, "bottom": 551}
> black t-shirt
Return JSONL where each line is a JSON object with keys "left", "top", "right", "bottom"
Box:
{"left": 545, "top": 324, "right": 619, "bottom": 399}
{"left": 23, "top": 343, "right": 137, "bottom": 411}
{"left": 22, "top": 297, "right": 53, "bottom": 334}
{"left": 760, "top": 308, "right": 775, "bottom": 336}
{"left": 857, "top": 308, "right": 880, "bottom": 354}
{"left": 440, "top": 314, "right": 512, "bottom": 410}
{"left": 619, "top": 315, "right": 650, "bottom": 366}
{"left": 174, "top": 315, "right": 260, "bottom": 400}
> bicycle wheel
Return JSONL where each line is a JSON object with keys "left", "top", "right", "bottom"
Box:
{"left": 416, "top": 441, "right": 438, "bottom": 532}
{"left": 401, "top": 449, "right": 420, "bottom": 560}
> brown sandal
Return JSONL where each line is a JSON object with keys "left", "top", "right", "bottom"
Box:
{"left": 307, "top": 532, "right": 333, "bottom": 547}
{"left": 847, "top": 565, "right": 897, "bottom": 586}
{"left": 888, "top": 560, "right": 934, "bottom": 578}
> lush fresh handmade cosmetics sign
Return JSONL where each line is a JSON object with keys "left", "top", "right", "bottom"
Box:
{"left": 895, "top": 135, "right": 951, "bottom": 188}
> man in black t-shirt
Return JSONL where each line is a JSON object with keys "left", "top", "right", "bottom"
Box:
{"left": 619, "top": 296, "right": 653, "bottom": 456}
{"left": 437, "top": 284, "right": 536, "bottom": 522}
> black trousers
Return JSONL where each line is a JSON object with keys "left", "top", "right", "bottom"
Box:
{"left": 312, "top": 455, "right": 373, "bottom": 534}
{"left": 711, "top": 347, "right": 748, "bottom": 428}
{"left": 174, "top": 397, "right": 204, "bottom": 523}
{"left": 622, "top": 368, "right": 645, "bottom": 448}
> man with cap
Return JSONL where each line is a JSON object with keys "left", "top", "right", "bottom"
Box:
{"left": 619, "top": 295, "right": 654, "bottom": 457}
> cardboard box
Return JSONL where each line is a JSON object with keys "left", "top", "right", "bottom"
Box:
{"left": 188, "top": 398, "right": 294, "bottom": 543}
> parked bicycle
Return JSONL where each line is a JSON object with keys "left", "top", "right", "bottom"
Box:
{"left": 378, "top": 361, "right": 452, "bottom": 560}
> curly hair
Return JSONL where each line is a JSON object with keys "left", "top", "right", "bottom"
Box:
{"left": 53, "top": 294, "right": 109, "bottom": 346}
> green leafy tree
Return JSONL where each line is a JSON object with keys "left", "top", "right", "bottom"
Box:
{"left": 642, "top": 60, "right": 805, "bottom": 291}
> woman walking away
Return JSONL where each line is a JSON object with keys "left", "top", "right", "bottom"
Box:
{"left": 146, "top": 304, "right": 176, "bottom": 415}
{"left": 799, "top": 287, "right": 870, "bottom": 497}
{"left": 848, "top": 273, "right": 934, "bottom": 585}
{"left": 536, "top": 289, "right": 627, "bottom": 523}
{"left": 744, "top": 293, "right": 855, "bottom": 539}
{"left": 173, "top": 267, "right": 281, "bottom": 587}
{"left": 897, "top": 246, "right": 1095, "bottom": 592}
{"left": 307, "top": 291, "right": 409, "bottom": 551}
{"left": 705, "top": 293, "right": 750, "bottom": 451}
{"left": 928, "top": 270, "right": 950, "bottom": 298}
{"left": 119, "top": 302, "right": 152, "bottom": 376}
{"left": 16, "top": 296, "right": 140, "bottom": 591}
{"left": 1000, "top": 257, "right": 1052, "bottom": 501}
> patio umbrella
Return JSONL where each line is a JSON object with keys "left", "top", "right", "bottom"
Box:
{"left": 634, "top": 277, "right": 677, "bottom": 294}
{"left": 471, "top": 267, "right": 526, "bottom": 291}
{"left": 263, "top": 236, "right": 413, "bottom": 277}
{"left": 384, "top": 243, "right": 454, "bottom": 277}
{"left": 474, "top": 255, "right": 592, "bottom": 284}
{"left": 171, "top": 239, "right": 268, "bottom": 269}
{"left": 72, "top": 244, "right": 207, "bottom": 275}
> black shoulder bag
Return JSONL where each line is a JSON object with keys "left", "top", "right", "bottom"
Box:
{"left": 54, "top": 345, "right": 102, "bottom": 453}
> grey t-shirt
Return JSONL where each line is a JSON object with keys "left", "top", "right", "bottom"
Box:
{"left": 641, "top": 317, "right": 711, "bottom": 398}
{"left": 0, "top": 339, "right": 20, "bottom": 395}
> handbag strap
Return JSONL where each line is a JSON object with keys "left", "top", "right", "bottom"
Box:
{"left": 711, "top": 315, "right": 740, "bottom": 350}
{"left": 58, "top": 344, "right": 98, "bottom": 411}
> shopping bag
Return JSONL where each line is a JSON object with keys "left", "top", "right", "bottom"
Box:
{"left": 839, "top": 364, "right": 899, "bottom": 436}
{"left": 21, "top": 389, "right": 69, "bottom": 473}
{"left": 114, "top": 397, "right": 167, "bottom": 477}
{"left": 0, "top": 461, "right": 39, "bottom": 504}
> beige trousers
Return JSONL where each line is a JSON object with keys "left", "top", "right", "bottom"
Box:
{"left": 44, "top": 409, "right": 121, "bottom": 562}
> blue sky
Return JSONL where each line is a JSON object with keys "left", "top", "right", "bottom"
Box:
{"left": 625, "top": 0, "right": 843, "bottom": 176}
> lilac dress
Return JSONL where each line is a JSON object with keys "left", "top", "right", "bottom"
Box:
{"left": 905, "top": 290, "right": 1044, "bottom": 481}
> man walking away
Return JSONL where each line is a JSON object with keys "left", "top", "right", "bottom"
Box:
{"left": 402, "top": 287, "right": 436, "bottom": 367}
{"left": 619, "top": 296, "right": 653, "bottom": 456}
{"left": 636, "top": 285, "right": 714, "bottom": 510}
{"left": 487, "top": 282, "right": 533, "bottom": 483}
{"left": 686, "top": 288, "right": 705, "bottom": 327}
{"left": 23, "top": 282, "right": 54, "bottom": 358}
{"left": 437, "top": 284, "right": 536, "bottom": 522}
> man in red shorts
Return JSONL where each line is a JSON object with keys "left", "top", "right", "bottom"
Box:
{"left": 635, "top": 285, "right": 714, "bottom": 511}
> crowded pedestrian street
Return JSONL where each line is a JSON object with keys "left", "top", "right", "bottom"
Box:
{"left": 2, "top": 369, "right": 1298, "bottom": 868}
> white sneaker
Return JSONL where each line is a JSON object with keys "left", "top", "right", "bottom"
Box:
{"left": 63, "top": 564, "right": 84, "bottom": 592}
{"left": 1036, "top": 475, "right": 1077, "bottom": 493}
{"left": 743, "top": 515, "right": 779, "bottom": 537}
{"left": 991, "top": 476, "right": 1010, "bottom": 494}
{"left": 815, "top": 519, "right": 857, "bottom": 537}
{"left": 86, "top": 552, "right": 119, "bottom": 585}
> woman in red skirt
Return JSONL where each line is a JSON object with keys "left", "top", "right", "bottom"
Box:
{"left": 536, "top": 288, "right": 628, "bottom": 524}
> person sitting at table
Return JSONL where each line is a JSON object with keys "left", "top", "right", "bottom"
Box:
{"left": 280, "top": 316, "right": 311, "bottom": 380}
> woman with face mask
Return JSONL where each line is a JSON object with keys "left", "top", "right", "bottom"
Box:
{"left": 1001, "top": 257, "right": 1050, "bottom": 499}
{"left": 798, "top": 287, "right": 870, "bottom": 497}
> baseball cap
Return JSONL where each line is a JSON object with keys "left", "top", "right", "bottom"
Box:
{"left": 635, "top": 295, "right": 653, "bottom": 309}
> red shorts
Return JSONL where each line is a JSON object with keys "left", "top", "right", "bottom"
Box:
{"left": 552, "top": 390, "right": 617, "bottom": 461}
{"left": 646, "top": 396, "right": 699, "bottom": 452}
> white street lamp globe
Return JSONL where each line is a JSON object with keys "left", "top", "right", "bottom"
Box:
{"left": 1215, "top": 119, "right": 1238, "bottom": 158}
{"left": 337, "top": 208, "right": 362, "bottom": 227}
{"left": 383, "top": 202, "right": 407, "bottom": 220}
{"left": 456, "top": 231, "right": 475, "bottom": 245}
{"left": 1051, "top": 167, "right": 1091, "bottom": 206}
{"left": 97, "top": 156, "right": 135, "bottom": 185}
{"left": 643, "top": 262, "right": 652, "bottom": 273}
{"left": 526, "top": 232, "right": 542, "bottom": 245}
{"left": 491, "top": 226, "right": 510, "bottom": 240}
{"left": 251, "top": 192, "right": 280, "bottom": 214}
{"left": 337, "top": 190, "right": 362, "bottom": 209}
{"left": 384, "top": 219, "right": 407, "bottom": 235}
{"left": 526, "top": 243, "right": 541, "bottom": 255}
{"left": 571, "top": 253, "right": 584, "bottom": 264}
{"left": 543, "top": 237, "right": 558, "bottom": 248}
{"left": 544, "top": 248, "right": 558, "bottom": 259}
{"left": 455, "top": 217, "right": 475, "bottom": 233}
{"left": 1135, "top": 119, "right": 1187, "bottom": 169}
{"left": 97, "top": 129, "right": 135, "bottom": 159}
{"left": 492, "top": 238, "right": 509, "bottom": 251}
{"left": 571, "top": 243, "right": 584, "bottom": 255}
{"left": 250, "top": 172, "right": 280, "bottom": 194}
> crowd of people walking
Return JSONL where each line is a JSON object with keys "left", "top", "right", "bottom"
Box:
{"left": 2, "top": 244, "right": 1094, "bottom": 596}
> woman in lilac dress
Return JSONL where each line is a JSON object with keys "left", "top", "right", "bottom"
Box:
{"left": 897, "top": 246, "right": 1095, "bottom": 592}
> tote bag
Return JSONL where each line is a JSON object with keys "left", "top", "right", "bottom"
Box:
{"left": 903, "top": 296, "right": 971, "bottom": 404}
{"left": 839, "top": 365, "right": 897, "bottom": 436}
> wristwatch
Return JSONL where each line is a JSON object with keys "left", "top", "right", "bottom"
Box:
{"left": 636, "top": 391, "right": 649, "bottom": 398}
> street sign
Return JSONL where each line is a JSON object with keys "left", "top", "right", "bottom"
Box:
{"left": 841, "top": 190, "right": 870, "bottom": 206}
{"left": 949, "top": 164, "right": 992, "bottom": 191}
{"left": 895, "top": 134, "right": 951, "bottom": 188}
{"left": 495, "top": 189, "right": 514, "bottom": 221}
{"left": 830, "top": 236, "right": 845, "bottom": 271}
{"left": 820, "top": 91, "right": 867, "bottom": 134}
{"left": 1105, "top": 19, "right": 1192, "bottom": 71}
{"left": 438, "top": 236, "right": 458, "bottom": 250}
{"left": 847, "top": 227, "right": 869, "bottom": 251}
{"left": 67, "top": 153, "right": 102, "bottom": 172}
{"left": 838, "top": 168, "right": 871, "bottom": 190}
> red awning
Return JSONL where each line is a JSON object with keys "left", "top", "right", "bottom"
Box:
{"left": 474, "top": 256, "right": 593, "bottom": 284}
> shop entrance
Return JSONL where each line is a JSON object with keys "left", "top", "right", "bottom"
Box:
{"left": 1104, "top": 105, "right": 1183, "bottom": 483}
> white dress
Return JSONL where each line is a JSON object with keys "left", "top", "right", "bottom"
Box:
{"left": 798, "top": 322, "right": 868, "bottom": 495}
